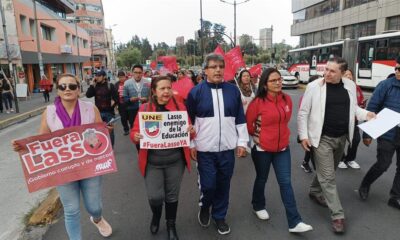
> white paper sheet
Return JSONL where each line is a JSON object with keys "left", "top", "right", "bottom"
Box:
{"left": 358, "top": 108, "right": 400, "bottom": 139}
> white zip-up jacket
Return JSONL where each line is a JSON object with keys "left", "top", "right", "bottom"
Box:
{"left": 297, "top": 78, "right": 369, "bottom": 148}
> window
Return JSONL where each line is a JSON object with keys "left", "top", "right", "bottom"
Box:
{"left": 359, "top": 41, "right": 374, "bottom": 69}
{"left": 388, "top": 38, "right": 400, "bottom": 60}
{"left": 344, "top": 0, "right": 375, "bottom": 9}
{"left": 313, "top": 31, "right": 322, "bottom": 45}
{"left": 76, "top": 3, "right": 86, "bottom": 10}
{"left": 83, "top": 39, "right": 89, "bottom": 48}
{"left": 304, "top": 0, "right": 340, "bottom": 20}
{"left": 343, "top": 21, "right": 376, "bottom": 39}
{"left": 72, "top": 35, "right": 77, "bottom": 47}
{"left": 375, "top": 39, "right": 388, "bottom": 60}
{"left": 29, "top": 19, "right": 36, "bottom": 38}
{"left": 66, "top": 32, "right": 71, "bottom": 45}
{"left": 41, "top": 24, "right": 55, "bottom": 41}
{"left": 20, "top": 15, "right": 29, "bottom": 35}
{"left": 387, "top": 15, "right": 400, "bottom": 31}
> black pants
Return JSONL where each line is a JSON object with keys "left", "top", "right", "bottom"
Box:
{"left": 343, "top": 121, "right": 361, "bottom": 163}
{"left": 2, "top": 92, "right": 13, "bottom": 110}
{"left": 0, "top": 93, "right": 3, "bottom": 112}
{"left": 361, "top": 132, "right": 400, "bottom": 199}
{"left": 118, "top": 103, "right": 130, "bottom": 132}
{"left": 43, "top": 90, "right": 50, "bottom": 102}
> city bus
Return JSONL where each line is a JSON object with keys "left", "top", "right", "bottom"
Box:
{"left": 356, "top": 31, "right": 400, "bottom": 88}
{"left": 287, "top": 31, "right": 400, "bottom": 88}
{"left": 287, "top": 39, "right": 357, "bottom": 83}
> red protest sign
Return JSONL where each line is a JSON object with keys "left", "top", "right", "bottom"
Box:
{"left": 214, "top": 44, "right": 225, "bottom": 56}
{"left": 158, "top": 56, "right": 178, "bottom": 72}
{"left": 15, "top": 123, "right": 117, "bottom": 193}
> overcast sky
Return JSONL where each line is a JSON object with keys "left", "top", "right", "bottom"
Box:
{"left": 102, "top": 0, "right": 299, "bottom": 47}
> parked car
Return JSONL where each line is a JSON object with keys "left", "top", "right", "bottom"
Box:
{"left": 279, "top": 70, "right": 298, "bottom": 88}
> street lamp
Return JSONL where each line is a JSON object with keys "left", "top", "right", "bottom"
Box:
{"left": 219, "top": 0, "right": 250, "bottom": 46}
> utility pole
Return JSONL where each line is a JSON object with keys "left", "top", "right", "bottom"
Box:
{"left": 200, "top": 0, "right": 204, "bottom": 63}
{"left": 0, "top": 0, "right": 19, "bottom": 112}
{"left": 74, "top": 20, "right": 84, "bottom": 92}
{"left": 32, "top": 0, "right": 44, "bottom": 77}
{"left": 220, "top": 0, "right": 250, "bottom": 46}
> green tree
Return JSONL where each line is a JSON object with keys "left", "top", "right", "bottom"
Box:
{"left": 116, "top": 47, "right": 142, "bottom": 68}
{"left": 141, "top": 38, "right": 153, "bottom": 60}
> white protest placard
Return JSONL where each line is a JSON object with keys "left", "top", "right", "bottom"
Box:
{"left": 358, "top": 108, "right": 400, "bottom": 139}
{"left": 139, "top": 111, "right": 190, "bottom": 149}
{"left": 16, "top": 83, "right": 28, "bottom": 98}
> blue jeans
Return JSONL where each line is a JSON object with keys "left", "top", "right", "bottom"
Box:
{"left": 100, "top": 111, "right": 115, "bottom": 147}
{"left": 57, "top": 176, "right": 103, "bottom": 240}
{"left": 251, "top": 147, "right": 302, "bottom": 228}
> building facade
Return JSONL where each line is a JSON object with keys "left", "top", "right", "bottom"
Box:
{"left": 13, "top": 0, "right": 91, "bottom": 92}
{"left": 104, "top": 28, "right": 115, "bottom": 73}
{"left": 291, "top": 0, "right": 400, "bottom": 48}
{"left": 259, "top": 27, "right": 273, "bottom": 50}
{"left": 74, "top": 0, "right": 106, "bottom": 71}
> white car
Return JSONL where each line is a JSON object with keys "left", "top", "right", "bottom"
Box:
{"left": 279, "top": 70, "right": 299, "bottom": 89}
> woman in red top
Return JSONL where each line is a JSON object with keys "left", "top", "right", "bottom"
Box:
{"left": 338, "top": 69, "right": 365, "bottom": 169}
{"left": 39, "top": 74, "right": 53, "bottom": 102}
{"left": 131, "top": 76, "right": 194, "bottom": 240}
{"left": 246, "top": 68, "right": 313, "bottom": 233}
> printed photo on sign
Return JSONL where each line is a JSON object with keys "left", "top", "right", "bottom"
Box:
{"left": 15, "top": 123, "right": 118, "bottom": 193}
{"left": 139, "top": 111, "right": 190, "bottom": 149}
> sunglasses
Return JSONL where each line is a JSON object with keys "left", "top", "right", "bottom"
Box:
{"left": 395, "top": 67, "right": 400, "bottom": 72}
{"left": 57, "top": 83, "right": 79, "bottom": 91}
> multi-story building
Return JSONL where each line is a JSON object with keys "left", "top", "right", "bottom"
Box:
{"left": 12, "top": 0, "right": 91, "bottom": 92}
{"left": 259, "top": 27, "right": 273, "bottom": 50}
{"left": 104, "top": 28, "right": 116, "bottom": 73}
{"left": 291, "top": 0, "right": 400, "bottom": 48}
{"left": 176, "top": 36, "right": 185, "bottom": 46}
{"left": 74, "top": 0, "right": 106, "bottom": 71}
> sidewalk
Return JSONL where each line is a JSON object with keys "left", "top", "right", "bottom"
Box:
{"left": 0, "top": 84, "right": 89, "bottom": 130}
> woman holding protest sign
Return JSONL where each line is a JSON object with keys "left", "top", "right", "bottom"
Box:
{"left": 131, "top": 75, "right": 195, "bottom": 240}
{"left": 12, "top": 73, "right": 112, "bottom": 240}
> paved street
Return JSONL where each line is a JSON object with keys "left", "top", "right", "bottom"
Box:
{"left": 37, "top": 88, "right": 399, "bottom": 240}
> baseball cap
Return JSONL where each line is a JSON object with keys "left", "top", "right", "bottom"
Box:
{"left": 95, "top": 70, "right": 107, "bottom": 77}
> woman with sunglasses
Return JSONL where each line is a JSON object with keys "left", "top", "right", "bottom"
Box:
{"left": 131, "top": 76, "right": 195, "bottom": 240}
{"left": 13, "top": 73, "right": 112, "bottom": 240}
{"left": 246, "top": 68, "right": 313, "bottom": 233}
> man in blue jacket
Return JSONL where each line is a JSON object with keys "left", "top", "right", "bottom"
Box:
{"left": 359, "top": 57, "right": 400, "bottom": 210}
{"left": 186, "top": 53, "right": 249, "bottom": 235}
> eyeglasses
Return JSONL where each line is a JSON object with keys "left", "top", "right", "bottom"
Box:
{"left": 267, "top": 77, "right": 283, "bottom": 84}
{"left": 133, "top": 71, "right": 143, "bottom": 74}
{"left": 57, "top": 83, "right": 79, "bottom": 91}
{"left": 207, "top": 65, "right": 225, "bottom": 69}
{"left": 395, "top": 67, "right": 400, "bottom": 72}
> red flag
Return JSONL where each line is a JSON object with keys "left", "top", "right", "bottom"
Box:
{"left": 224, "top": 46, "right": 245, "bottom": 81}
{"left": 158, "top": 56, "right": 178, "bottom": 72}
{"left": 214, "top": 44, "right": 225, "bottom": 56}
{"left": 150, "top": 61, "right": 157, "bottom": 70}
{"left": 172, "top": 76, "right": 194, "bottom": 100}
{"left": 249, "top": 64, "right": 262, "bottom": 78}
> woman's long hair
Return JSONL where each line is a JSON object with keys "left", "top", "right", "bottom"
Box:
{"left": 148, "top": 76, "right": 179, "bottom": 111}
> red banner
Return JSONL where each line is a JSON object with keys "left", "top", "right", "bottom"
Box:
{"left": 172, "top": 77, "right": 194, "bottom": 100}
{"left": 15, "top": 123, "right": 117, "bottom": 193}
{"left": 249, "top": 64, "right": 262, "bottom": 78}
{"left": 214, "top": 44, "right": 225, "bottom": 56}
{"left": 158, "top": 56, "right": 178, "bottom": 72}
{"left": 224, "top": 46, "right": 246, "bottom": 81}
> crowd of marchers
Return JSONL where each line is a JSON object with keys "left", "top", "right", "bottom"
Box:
{"left": 12, "top": 54, "right": 400, "bottom": 240}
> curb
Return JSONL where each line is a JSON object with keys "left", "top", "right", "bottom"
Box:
{"left": 0, "top": 106, "right": 46, "bottom": 130}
